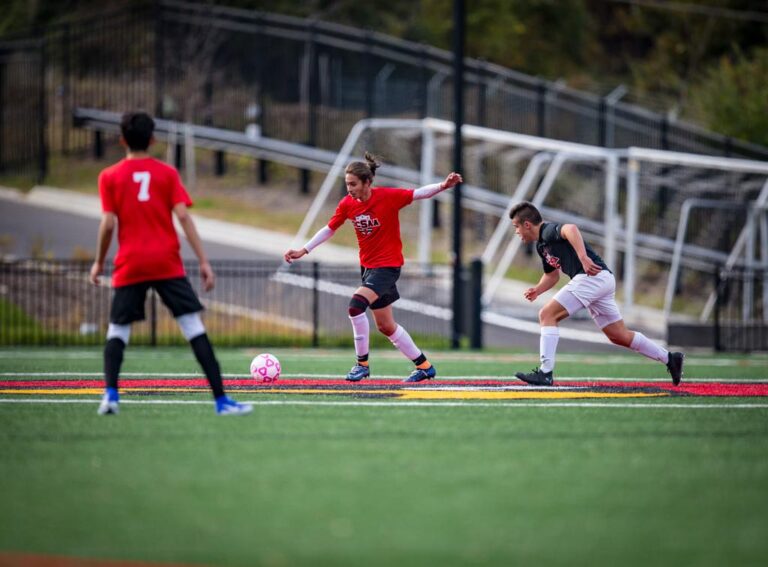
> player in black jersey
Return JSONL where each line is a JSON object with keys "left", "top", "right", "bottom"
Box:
{"left": 508, "top": 202, "right": 684, "bottom": 386}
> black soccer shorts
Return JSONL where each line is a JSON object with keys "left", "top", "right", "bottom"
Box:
{"left": 360, "top": 266, "right": 401, "bottom": 309}
{"left": 110, "top": 277, "right": 204, "bottom": 325}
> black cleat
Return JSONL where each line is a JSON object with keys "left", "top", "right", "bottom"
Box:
{"left": 666, "top": 351, "right": 685, "bottom": 385}
{"left": 514, "top": 367, "right": 554, "bottom": 386}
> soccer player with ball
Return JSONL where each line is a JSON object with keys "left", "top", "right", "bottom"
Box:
{"left": 90, "top": 111, "right": 252, "bottom": 416}
{"left": 508, "top": 201, "right": 684, "bottom": 386}
{"left": 284, "top": 153, "right": 462, "bottom": 382}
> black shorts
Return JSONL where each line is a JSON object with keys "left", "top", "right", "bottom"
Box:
{"left": 110, "top": 277, "right": 204, "bottom": 325}
{"left": 360, "top": 266, "right": 401, "bottom": 309}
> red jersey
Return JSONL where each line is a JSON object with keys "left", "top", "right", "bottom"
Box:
{"left": 98, "top": 157, "right": 192, "bottom": 287}
{"left": 327, "top": 187, "right": 414, "bottom": 268}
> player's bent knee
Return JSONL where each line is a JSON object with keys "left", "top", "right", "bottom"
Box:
{"left": 377, "top": 322, "right": 396, "bottom": 336}
{"left": 348, "top": 294, "right": 370, "bottom": 317}
{"left": 177, "top": 312, "right": 206, "bottom": 341}
{"left": 106, "top": 323, "right": 131, "bottom": 345}
{"left": 605, "top": 331, "right": 631, "bottom": 347}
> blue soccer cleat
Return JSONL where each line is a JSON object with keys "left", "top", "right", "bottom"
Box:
{"left": 346, "top": 364, "right": 370, "bottom": 382}
{"left": 97, "top": 388, "right": 120, "bottom": 415}
{"left": 215, "top": 396, "right": 253, "bottom": 416}
{"left": 403, "top": 365, "right": 436, "bottom": 383}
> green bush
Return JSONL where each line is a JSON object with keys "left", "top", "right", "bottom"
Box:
{"left": 691, "top": 48, "right": 768, "bottom": 147}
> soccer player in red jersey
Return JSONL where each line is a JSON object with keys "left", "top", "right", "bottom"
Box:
{"left": 89, "top": 111, "right": 252, "bottom": 416}
{"left": 284, "top": 152, "right": 462, "bottom": 382}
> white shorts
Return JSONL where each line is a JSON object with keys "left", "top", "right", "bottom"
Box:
{"left": 552, "top": 270, "right": 623, "bottom": 329}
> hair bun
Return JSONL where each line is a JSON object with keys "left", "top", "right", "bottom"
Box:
{"left": 363, "top": 151, "right": 381, "bottom": 176}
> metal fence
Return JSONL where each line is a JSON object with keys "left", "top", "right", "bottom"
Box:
{"left": 0, "top": 259, "right": 452, "bottom": 348}
{"left": 714, "top": 267, "right": 768, "bottom": 352}
{"left": 0, "top": 37, "right": 46, "bottom": 181}
{"left": 3, "top": 0, "right": 768, "bottom": 185}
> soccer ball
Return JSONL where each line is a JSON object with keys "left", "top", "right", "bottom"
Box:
{"left": 250, "top": 353, "right": 281, "bottom": 383}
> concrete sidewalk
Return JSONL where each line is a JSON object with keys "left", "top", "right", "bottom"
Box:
{"left": 0, "top": 185, "right": 358, "bottom": 265}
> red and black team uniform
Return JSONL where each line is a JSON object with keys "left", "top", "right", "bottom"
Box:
{"left": 99, "top": 157, "right": 203, "bottom": 324}
{"left": 328, "top": 187, "right": 414, "bottom": 309}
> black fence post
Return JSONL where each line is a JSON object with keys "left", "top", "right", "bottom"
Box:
{"left": 37, "top": 36, "right": 47, "bottom": 183}
{"left": 419, "top": 44, "right": 428, "bottom": 119}
{"left": 364, "top": 31, "right": 374, "bottom": 118}
{"left": 536, "top": 80, "right": 548, "bottom": 138}
{"left": 477, "top": 60, "right": 487, "bottom": 127}
{"left": 312, "top": 261, "right": 320, "bottom": 348}
{"left": 174, "top": 142, "right": 183, "bottom": 169}
{"left": 154, "top": 0, "right": 165, "bottom": 118}
{"left": 256, "top": 15, "right": 269, "bottom": 184}
{"left": 150, "top": 289, "right": 158, "bottom": 347}
{"left": 301, "top": 22, "right": 317, "bottom": 195}
{"left": 62, "top": 23, "right": 71, "bottom": 155}
{"left": 469, "top": 258, "right": 483, "bottom": 349}
{"left": 598, "top": 97, "right": 607, "bottom": 147}
{"left": 94, "top": 130, "right": 104, "bottom": 159}
{"left": 0, "top": 58, "right": 4, "bottom": 173}
{"left": 215, "top": 150, "right": 226, "bottom": 176}
{"left": 714, "top": 265, "right": 722, "bottom": 352}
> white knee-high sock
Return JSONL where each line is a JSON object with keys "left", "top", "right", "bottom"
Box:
{"left": 540, "top": 326, "right": 560, "bottom": 373}
{"left": 349, "top": 313, "right": 370, "bottom": 358}
{"left": 629, "top": 332, "right": 668, "bottom": 363}
{"left": 387, "top": 325, "right": 422, "bottom": 360}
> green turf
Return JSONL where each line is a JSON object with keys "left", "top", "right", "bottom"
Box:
{"left": 1, "top": 347, "right": 767, "bottom": 567}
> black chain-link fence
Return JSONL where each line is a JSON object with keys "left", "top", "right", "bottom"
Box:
{"left": 3, "top": 0, "right": 768, "bottom": 185}
{"left": 714, "top": 267, "right": 768, "bottom": 352}
{"left": 0, "top": 259, "right": 452, "bottom": 348}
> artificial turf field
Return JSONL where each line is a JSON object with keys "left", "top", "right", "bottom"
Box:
{"left": 1, "top": 346, "right": 767, "bottom": 567}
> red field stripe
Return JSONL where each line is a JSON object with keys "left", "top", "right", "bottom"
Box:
{"left": 566, "top": 381, "right": 768, "bottom": 397}
{"left": 2, "top": 378, "right": 767, "bottom": 397}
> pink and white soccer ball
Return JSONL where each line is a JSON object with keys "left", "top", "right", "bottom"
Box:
{"left": 250, "top": 353, "right": 281, "bottom": 383}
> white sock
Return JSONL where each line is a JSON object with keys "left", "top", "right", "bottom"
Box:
{"left": 629, "top": 332, "right": 668, "bottom": 364}
{"left": 540, "top": 326, "right": 559, "bottom": 373}
{"left": 387, "top": 325, "right": 422, "bottom": 360}
{"left": 348, "top": 313, "right": 370, "bottom": 359}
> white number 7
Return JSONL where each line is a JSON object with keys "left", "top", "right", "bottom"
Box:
{"left": 133, "top": 171, "right": 151, "bottom": 202}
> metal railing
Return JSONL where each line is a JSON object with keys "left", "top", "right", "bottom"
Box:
{"left": 3, "top": 0, "right": 768, "bottom": 184}
{"left": 714, "top": 267, "right": 768, "bottom": 352}
{"left": 0, "top": 259, "right": 452, "bottom": 348}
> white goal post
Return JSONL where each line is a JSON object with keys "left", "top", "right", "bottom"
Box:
{"left": 292, "top": 117, "right": 768, "bottom": 332}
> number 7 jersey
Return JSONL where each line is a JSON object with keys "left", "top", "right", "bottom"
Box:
{"left": 98, "top": 157, "right": 193, "bottom": 287}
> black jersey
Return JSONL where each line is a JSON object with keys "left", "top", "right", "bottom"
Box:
{"left": 536, "top": 222, "right": 609, "bottom": 279}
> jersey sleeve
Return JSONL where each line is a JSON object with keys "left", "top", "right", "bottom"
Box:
{"left": 540, "top": 223, "right": 563, "bottom": 244}
{"left": 394, "top": 188, "right": 414, "bottom": 209}
{"left": 170, "top": 168, "right": 193, "bottom": 207}
{"left": 98, "top": 169, "right": 115, "bottom": 213}
{"left": 327, "top": 199, "right": 348, "bottom": 231}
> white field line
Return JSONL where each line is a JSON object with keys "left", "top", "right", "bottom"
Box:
{"left": 0, "top": 398, "right": 767, "bottom": 409}
{"left": 0, "top": 350, "right": 764, "bottom": 367}
{"left": 1, "top": 372, "right": 767, "bottom": 383}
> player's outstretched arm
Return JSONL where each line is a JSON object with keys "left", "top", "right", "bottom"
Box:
{"left": 412, "top": 172, "right": 463, "bottom": 200}
{"left": 90, "top": 212, "right": 116, "bottom": 285}
{"left": 174, "top": 203, "right": 216, "bottom": 292}
{"left": 285, "top": 225, "right": 336, "bottom": 263}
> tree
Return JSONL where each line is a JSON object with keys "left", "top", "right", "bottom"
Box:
{"left": 690, "top": 48, "right": 768, "bottom": 147}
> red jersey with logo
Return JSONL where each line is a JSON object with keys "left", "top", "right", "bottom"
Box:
{"left": 327, "top": 187, "right": 414, "bottom": 268}
{"left": 98, "top": 157, "right": 193, "bottom": 287}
